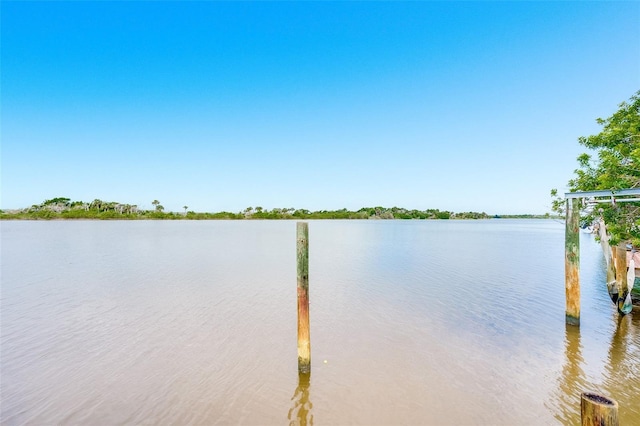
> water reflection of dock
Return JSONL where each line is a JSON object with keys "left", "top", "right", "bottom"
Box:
{"left": 551, "top": 315, "right": 640, "bottom": 424}
{"left": 288, "top": 372, "right": 313, "bottom": 426}
{"left": 552, "top": 324, "right": 587, "bottom": 425}
{"left": 603, "top": 314, "right": 640, "bottom": 423}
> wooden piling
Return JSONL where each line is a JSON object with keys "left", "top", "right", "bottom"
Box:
{"left": 297, "top": 222, "right": 310, "bottom": 373}
{"left": 565, "top": 198, "right": 580, "bottom": 326}
{"left": 614, "top": 243, "right": 627, "bottom": 296}
{"left": 598, "top": 220, "right": 616, "bottom": 287}
{"left": 581, "top": 392, "right": 618, "bottom": 426}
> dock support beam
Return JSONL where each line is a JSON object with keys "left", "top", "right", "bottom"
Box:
{"left": 297, "top": 222, "right": 310, "bottom": 373}
{"left": 565, "top": 198, "right": 580, "bottom": 326}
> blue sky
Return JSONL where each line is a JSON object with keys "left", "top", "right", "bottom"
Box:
{"left": 2, "top": 1, "right": 639, "bottom": 214}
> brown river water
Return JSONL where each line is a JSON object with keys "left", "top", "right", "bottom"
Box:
{"left": 1, "top": 220, "right": 638, "bottom": 425}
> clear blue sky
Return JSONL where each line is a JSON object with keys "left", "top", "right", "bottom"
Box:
{"left": 2, "top": 1, "right": 639, "bottom": 214}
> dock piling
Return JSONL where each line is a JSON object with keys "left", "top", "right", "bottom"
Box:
{"left": 297, "top": 222, "right": 310, "bottom": 373}
{"left": 614, "top": 244, "right": 628, "bottom": 297}
{"left": 581, "top": 392, "right": 618, "bottom": 426}
{"left": 565, "top": 198, "right": 580, "bottom": 326}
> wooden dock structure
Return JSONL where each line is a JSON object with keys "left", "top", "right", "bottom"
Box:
{"left": 564, "top": 189, "right": 640, "bottom": 326}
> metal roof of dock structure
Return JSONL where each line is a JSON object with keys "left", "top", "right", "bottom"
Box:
{"left": 565, "top": 188, "right": 640, "bottom": 203}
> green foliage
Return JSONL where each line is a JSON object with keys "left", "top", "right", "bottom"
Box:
{"left": 184, "top": 211, "right": 242, "bottom": 220}
{"left": 572, "top": 92, "right": 640, "bottom": 191}
{"left": 42, "top": 197, "right": 71, "bottom": 206}
{"left": 494, "top": 213, "right": 556, "bottom": 219}
{"left": 151, "top": 200, "right": 165, "bottom": 212}
{"left": 0, "top": 198, "right": 520, "bottom": 222}
{"left": 33, "top": 209, "right": 56, "bottom": 219}
{"left": 553, "top": 91, "right": 640, "bottom": 247}
{"left": 456, "top": 211, "right": 491, "bottom": 219}
{"left": 62, "top": 209, "right": 97, "bottom": 219}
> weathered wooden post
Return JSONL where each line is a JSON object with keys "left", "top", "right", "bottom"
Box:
{"left": 598, "top": 219, "right": 617, "bottom": 289}
{"left": 614, "top": 243, "right": 627, "bottom": 296}
{"left": 565, "top": 198, "right": 580, "bottom": 326}
{"left": 297, "top": 222, "right": 310, "bottom": 373}
{"left": 581, "top": 392, "right": 618, "bottom": 426}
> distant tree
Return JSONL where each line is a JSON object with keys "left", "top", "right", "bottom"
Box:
{"left": 43, "top": 197, "right": 70, "bottom": 206}
{"left": 183, "top": 206, "right": 188, "bottom": 215}
{"left": 152, "top": 200, "right": 162, "bottom": 212}
{"left": 90, "top": 199, "right": 104, "bottom": 211}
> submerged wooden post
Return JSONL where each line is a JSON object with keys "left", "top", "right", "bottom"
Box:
{"left": 565, "top": 198, "right": 580, "bottom": 326}
{"left": 581, "top": 392, "right": 618, "bottom": 426}
{"left": 297, "top": 222, "right": 310, "bottom": 373}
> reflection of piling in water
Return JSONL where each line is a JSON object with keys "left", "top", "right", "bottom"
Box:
{"left": 606, "top": 315, "right": 628, "bottom": 377}
{"left": 601, "top": 315, "right": 639, "bottom": 423}
{"left": 553, "top": 324, "right": 586, "bottom": 424}
{"left": 288, "top": 372, "right": 313, "bottom": 426}
{"left": 553, "top": 322, "right": 629, "bottom": 425}
{"left": 297, "top": 222, "right": 310, "bottom": 373}
{"left": 563, "top": 325, "right": 584, "bottom": 387}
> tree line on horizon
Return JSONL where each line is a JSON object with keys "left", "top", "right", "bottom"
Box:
{"left": 0, "top": 197, "right": 551, "bottom": 220}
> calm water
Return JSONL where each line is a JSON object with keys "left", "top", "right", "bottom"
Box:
{"left": 1, "top": 220, "right": 638, "bottom": 425}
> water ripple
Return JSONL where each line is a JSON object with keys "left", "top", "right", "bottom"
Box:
{"left": 1, "top": 220, "right": 638, "bottom": 425}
